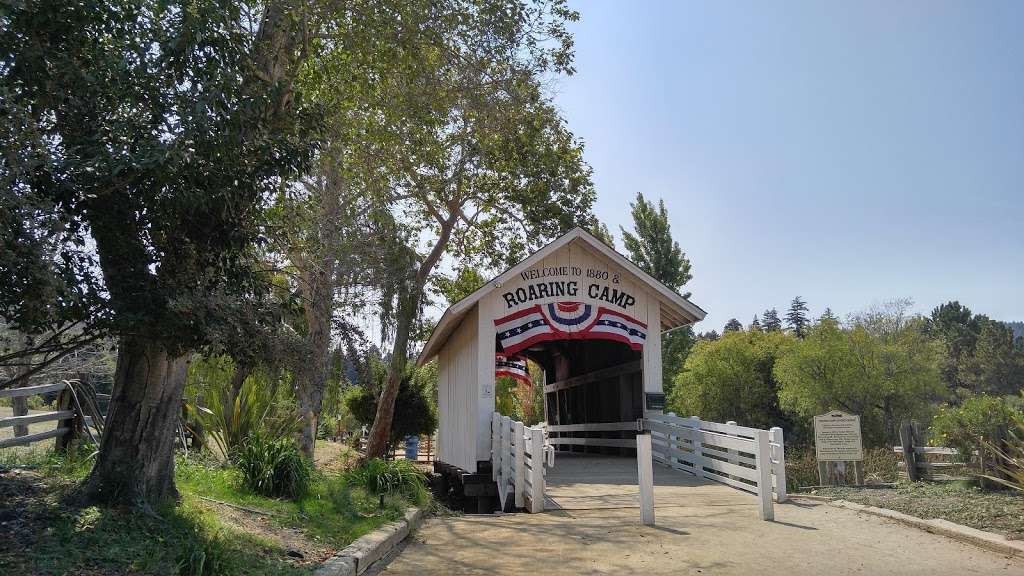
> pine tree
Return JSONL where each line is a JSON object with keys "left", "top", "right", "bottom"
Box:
{"left": 819, "top": 307, "right": 838, "bottom": 323}
{"left": 786, "top": 296, "right": 810, "bottom": 337}
{"left": 750, "top": 315, "right": 762, "bottom": 332}
{"left": 724, "top": 318, "right": 743, "bottom": 333}
{"left": 699, "top": 330, "right": 720, "bottom": 341}
{"left": 762, "top": 308, "right": 782, "bottom": 332}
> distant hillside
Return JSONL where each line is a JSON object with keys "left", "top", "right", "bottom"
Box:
{"left": 1009, "top": 321, "right": 1024, "bottom": 340}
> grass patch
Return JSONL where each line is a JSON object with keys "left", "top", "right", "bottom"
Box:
{"left": 1, "top": 447, "right": 427, "bottom": 575}
{"left": 811, "top": 480, "right": 1024, "bottom": 540}
{"left": 0, "top": 463, "right": 307, "bottom": 575}
{"left": 785, "top": 446, "right": 899, "bottom": 490}
{"left": 177, "top": 456, "right": 412, "bottom": 547}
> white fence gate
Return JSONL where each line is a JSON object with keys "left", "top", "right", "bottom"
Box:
{"left": 491, "top": 413, "right": 549, "bottom": 513}
{"left": 643, "top": 413, "right": 787, "bottom": 521}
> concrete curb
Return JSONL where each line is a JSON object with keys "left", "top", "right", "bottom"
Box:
{"left": 315, "top": 508, "right": 424, "bottom": 576}
{"left": 791, "top": 495, "right": 1024, "bottom": 558}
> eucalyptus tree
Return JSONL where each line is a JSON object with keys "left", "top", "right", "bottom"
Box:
{"left": 335, "top": 0, "right": 599, "bottom": 459}
{"left": 0, "top": 0, "right": 319, "bottom": 506}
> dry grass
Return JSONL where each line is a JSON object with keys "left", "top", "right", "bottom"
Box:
{"left": 812, "top": 481, "right": 1024, "bottom": 540}
{"left": 785, "top": 446, "right": 899, "bottom": 490}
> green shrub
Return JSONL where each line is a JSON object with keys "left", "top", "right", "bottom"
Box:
{"left": 235, "top": 434, "right": 312, "bottom": 499}
{"left": 186, "top": 371, "right": 300, "bottom": 461}
{"left": 345, "top": 458, "right": 427, "bottom": 504}
{"left": 929, "top": 396, "right": 1021, "bottom": 464}
{"left": 981, "top": 414, "right": 1024, "bottom": 492}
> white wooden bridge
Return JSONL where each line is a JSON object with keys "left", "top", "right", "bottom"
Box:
{"left": 491, "top": 411, "right": 787, "bottom": 524}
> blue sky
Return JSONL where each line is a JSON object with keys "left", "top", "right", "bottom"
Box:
{"left": 554, "top": 1, "right": 1024, "bottom": 331}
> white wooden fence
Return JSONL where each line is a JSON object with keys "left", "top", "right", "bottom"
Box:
{"left": 644, "top": 413, "right": 786, "bottom": 521}
{"left": 491, "top": 413, "right": 548, "bottom": 513}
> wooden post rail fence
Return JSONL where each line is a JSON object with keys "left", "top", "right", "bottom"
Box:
{"left": 893, "top": 421, "right": 976, "bottom": 482}
{"left": 0, "top": 382, "right": 84, "bottom": 451}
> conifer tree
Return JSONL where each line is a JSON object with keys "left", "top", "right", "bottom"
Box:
{"left": 724, "top": 318, "right": 743, "bottom": 333}
{"left": 750, "top": 315, "right": 762, "bottom": 332}
{"left": 786, "top": 296, "right": 810, "bottom": 338}
{"left": 762, "top": 309, "right": 782, "bottom": 332}
{"left": 620, "top": 192, "right": 694, "bottom": 394}
{"left": 819, "top": 308, "right": 838, "bottom": 323}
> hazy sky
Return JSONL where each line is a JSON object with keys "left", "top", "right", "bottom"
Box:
{"left": 554, "top": 1, "right": 1023, "bottom": 331}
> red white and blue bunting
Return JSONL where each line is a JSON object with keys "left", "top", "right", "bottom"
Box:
{"left": 494, "top": 301, "right": 647, "bottom": 355}
{"left": 495, "top": 354, "right": 532, "bottom": 386}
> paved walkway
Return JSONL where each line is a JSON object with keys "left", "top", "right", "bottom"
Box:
{"left": 375, "top": 454, "right": 1024, "bottom": 575}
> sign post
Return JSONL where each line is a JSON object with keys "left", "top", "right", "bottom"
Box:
{"left": 813, "top": 410, "right": 864, "bottom": 486}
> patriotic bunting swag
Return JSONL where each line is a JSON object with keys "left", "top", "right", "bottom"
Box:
{"left": 495, "top": 354, "right": 532, "bottom": 386}
{"left": 494, "top": 301, "right": 647, "bottom": 355}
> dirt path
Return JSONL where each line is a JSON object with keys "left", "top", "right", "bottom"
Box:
{"left": 375, "top": 455, "right": 1024, "bottom": 575}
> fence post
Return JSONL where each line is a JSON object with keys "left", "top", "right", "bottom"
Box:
{"left": 755, "top": 429, "right": 774, "bottom": 521}
{"left": 529, "top": 427, "right": 545, "bottom": 512}
{"left": 491, "top": 413, "right": 501, "bottom": 481}
{"left": 769, "top": 426, "right": 787, "bottom": 503}
{"left": 501, "top": 415, "right": 512, "bottom": 510}
{"left": 514, "top": 421, "right": 525, "bottom": 509}
{"left": 899, "top": 421, "right": 919, "bottom": 481}
{"left": 690, "top": 416, "right": 704, "bottom": 478}
{"left": 54, "top": 383, "right": 80, "bottom": 454}
{"left": 637, "top": 432, "right": 655, "bottom": 526}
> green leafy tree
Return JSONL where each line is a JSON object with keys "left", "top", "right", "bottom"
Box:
{"left": 619, "top": 193, "right": 695, "bottom": 395}
{"left": 960, "top": 319, "right": 1024, "bottom": 397}
{"left": 762, "top": 309, "right": 782, "bottom": 332}
{"left": 668, "top": 330, "right": 794, "bottom": 429}
{"left": 361, "top": 0, "right": 596, "bottom": 459}
{"left": 433, "top": 267, "right": 487, "bottom": 307}
{"left": 775, "top": 318, "right": 944, "bottom": 446}
{"left": 0, "top": 0, "right": 315, "bottom": 506}
{"left": 927, "top": 301, "right": 982, "bottom": 394}
{"left": 723, "top": 318, "right": 743, "bottom": 333}
{"left": 786, "top": 296, "right": 810, "bottom": 338}
{"left": 620, "top": 193, "right": 692, "bottom": 295}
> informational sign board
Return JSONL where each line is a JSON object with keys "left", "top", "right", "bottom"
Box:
{"left": 813, "top": 410, "right": 863, "bottom": 462}
{"left": 645, "top": 393, "right": 666, "bottom": 411}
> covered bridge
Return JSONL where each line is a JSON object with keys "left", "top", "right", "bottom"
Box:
{"left": 417, "top": 227, "right": 707, "bottom": 511}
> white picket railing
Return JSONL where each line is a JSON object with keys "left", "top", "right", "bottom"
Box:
{"left": 491, "top": 412, "right": 547, "bottom": 513}
{"left": 643, "top": 413, "right": 786, "bottom": 521}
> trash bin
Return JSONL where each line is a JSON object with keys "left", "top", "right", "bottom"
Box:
{"left": 404, "top": 435, "right": 420, "bottom": 461}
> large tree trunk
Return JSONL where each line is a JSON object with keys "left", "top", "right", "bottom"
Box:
{"left": 80, "top": 336, "right": 190, "bottom": 508}
{"left": 365, "top": 290, "right": 417, "bottom": 459}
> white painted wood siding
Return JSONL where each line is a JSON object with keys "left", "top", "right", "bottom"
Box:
{"left": 436, "top": 305, "right": 480, "bottom": 472}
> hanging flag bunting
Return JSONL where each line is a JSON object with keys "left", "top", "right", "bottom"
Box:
{"left": 495, "top": 301, "right": 647, "bottom": 354}
{"left": 495, "top": 354, "right": 532, "bottom": 386}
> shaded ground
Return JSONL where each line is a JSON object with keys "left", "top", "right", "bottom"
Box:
{"left": 810, "top": 481, "right": 1024, "bottom": 540}
{"left": 375, "top": 455, "right": 1024, "bottom": 576}
{"left": 0, "top": 467, "right": 309, "bottom": 575}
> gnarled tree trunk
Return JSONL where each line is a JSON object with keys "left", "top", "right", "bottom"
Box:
{"left": 80, "top": 336, "right": 190, "bottom": 507}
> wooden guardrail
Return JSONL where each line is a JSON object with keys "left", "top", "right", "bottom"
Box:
{"left": 644, "top": 413, "right": 786, "bottom": 521}
{"left": 491, "top": 413, "right": 548, "bottom": 513}
{"left": 0, "top": 382, "right": 83, "bottom": 451}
